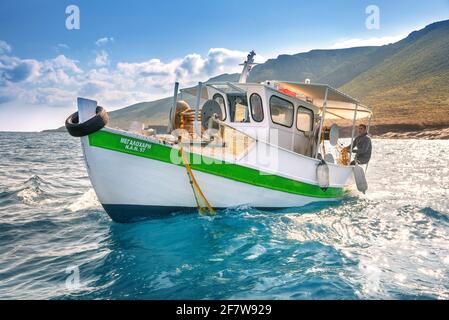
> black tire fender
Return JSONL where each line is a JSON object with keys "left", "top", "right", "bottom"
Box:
{"left": 65, "top": 106, "right": 109, "bottom": 137}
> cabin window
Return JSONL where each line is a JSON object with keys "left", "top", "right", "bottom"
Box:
{"left": 213, "top": 93, "right": 227, "bottom": 121}
{"left": 296, "top": 106, "right": 314, "bottom": 132}
{"left": 250, "top": 93, "right": 264, "bottom": 122}
{"left": 270, "top": 95, "right": 294, "bottom": 127}
{"left": 228, "top": 95, "right": 250, "bottom": 123}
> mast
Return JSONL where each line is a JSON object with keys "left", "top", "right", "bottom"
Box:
{"left": 239, "top": 50, "right": 257, "bottom": 84}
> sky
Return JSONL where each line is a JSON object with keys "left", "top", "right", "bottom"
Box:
{"left": 0, "top": 0, "right": 448, "bottom": 131}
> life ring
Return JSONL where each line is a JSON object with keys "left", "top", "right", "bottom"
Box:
{"left": 65, "top": 106, "right": 109, "bottom": 137}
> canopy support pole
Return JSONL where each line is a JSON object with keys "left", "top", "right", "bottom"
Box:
{"left": 349, "top": 103, "right": 359, "bottom": 164}
{"left": 365, "top": 114, "right": 373, "bottom": 173}
{"left": 367, "top": 114, "right": 373, "bottom": 135}
{"left": 168, "top": 82, "right": 179, "bottom": 134}
{"left": 194, "top": 82, "right": 202, "bottom": 137}
{"left": 315, "top": 87, "right": 329, "bottom": 159}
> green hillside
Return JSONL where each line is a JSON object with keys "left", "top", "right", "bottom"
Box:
{"left": 206, "top": 73, "right": 240, "bottom": 83}
{"left": 108, "top": 96, "right": 197, "bottom": 131}
{"left": 341, "top": 20, "right": 449, "bottom": 125}
{"left": 108, "top": 97, "right": 172, "bottom": 130}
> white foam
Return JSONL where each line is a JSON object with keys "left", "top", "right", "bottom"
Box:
{"left": 245, "top": 244, "right": 267, "bottom": 260}
{"left": 67, "top": 189, "right": 101, "bottom": 212}
{"left": 17, "top": 187, "right": 43, "bottom": 205}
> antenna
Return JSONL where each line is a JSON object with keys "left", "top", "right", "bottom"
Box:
{"left": 239, "top": 50, "right": 257, "bottom": 83}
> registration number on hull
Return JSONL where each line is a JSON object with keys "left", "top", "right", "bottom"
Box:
{"left": 120, "top": 137, "right": 152, "bottom": 153}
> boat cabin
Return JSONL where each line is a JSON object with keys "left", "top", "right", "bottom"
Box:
{"left": 176, "top": 80, "right": 372, "bottom": 160}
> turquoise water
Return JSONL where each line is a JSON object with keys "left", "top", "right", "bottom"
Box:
{"left": 0, "top": 132, "right": 448, "bottom": 299}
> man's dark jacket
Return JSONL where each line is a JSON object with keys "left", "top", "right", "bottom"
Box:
{"left": 349, "top": 134, "right": 372, "bottom": 164}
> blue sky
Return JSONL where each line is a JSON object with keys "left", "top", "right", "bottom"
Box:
{"left": 0, "top": 0, "right": 448, "bottom": 131}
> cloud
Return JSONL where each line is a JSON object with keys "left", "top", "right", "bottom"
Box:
{"left": 0, "top": 42, "right": 86, "bottom": 108}
{"left": 48, "top": 55, "right": 83, "bottom": 73}
{"left": 80, "top": 81, "right": 107, "bottom": 96}
{"left": 0, "top": 40, "right": 12, "bottom": 54}
{"left": 204, "top": 48, "right": 249, "bottom": 74}
{"left": 94, "top": 51, "right": 109, "bottom": 67}
{"left": 117, "top": 58, "right": 177, "bottom": 79}
{"left": 0, "top": 45, "right": 258, "bottom": 114}
{"left": 15, "top": 87, "right": 74, "bottom": 106}
{"left": 176, "top": 54, "right": 205, "bottom": 78}
{"left": 95, "top": 37, "right": 114, "bottom": 47}
{"left": 116, "top": 48, "right": 256, "bottom": 89}
{"left": 0, "top": 56, "right": 40, "bottom": 84}
{"left": 0, "top": 95, "right": 13, "bottom": 104}
{"left": 39, "top": 55, "right": 83, "bottom": 85}
{"left": 0, "top": 88, "right": 14, "bottom": 104}
{"left": 54, "top": 43, "right": 70, "bottom": 53}
{"left": 330, "top": 35, "right": 406, "bottom": 49}
{"left": 6, "top": 61, "right": 39, "bottom": 82}
{"left": 57, "top": 43, "right": 69, "bottom": 49}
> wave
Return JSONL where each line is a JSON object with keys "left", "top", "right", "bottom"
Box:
{"left": 17, "top": 176, "right": 47, "bottom": 204}
{"left": 67, "top": 189, "right": 101, "bottom": 212}
{"left": 420, "top": 207, "right": 449, "bottom": 223}
{"left": 0, "top": 175, "right": 57, "bottom": 206}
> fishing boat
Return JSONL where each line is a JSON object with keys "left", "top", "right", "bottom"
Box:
{"left": 66, "top": 51, "right": 373, "bottom": 223}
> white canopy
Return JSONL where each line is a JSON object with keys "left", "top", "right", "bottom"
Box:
{"left": 274, "top": 81, "right": 372, "bottom": 120}
{"left": 180, "top": 81, "right": 373, "bottom": 120}
{"left": 180, "top": 85, "right": 209, "bottom": 100}
{"left": 180, "top": 82, "right": 247, "bottom": 100}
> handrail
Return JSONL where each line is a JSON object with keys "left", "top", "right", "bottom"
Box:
{"left": 315, "top": 87, "right": 329, "bottom": 159}
{"left": 349, "top": 103, "right": 359, "bottom": 163}
{"left": 194, "top": 82, "right": 203, "bottom": 137}
{"left": 168, "top": 82, "right": 179, "bottom": 133}
{"left": 211, "top": 116, "right": 347, "bottom": 169}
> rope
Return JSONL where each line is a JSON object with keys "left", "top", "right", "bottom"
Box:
{"left": 180, "top": 147, "right": 215, "bottom": 216}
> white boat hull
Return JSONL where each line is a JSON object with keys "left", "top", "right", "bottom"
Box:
{"left": 80, "top": 128, "right": 352, "bottom": 222}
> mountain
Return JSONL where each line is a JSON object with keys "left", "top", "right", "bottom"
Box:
{"left": 108, "top": 98, "right": 172, "bottom": 130}
{"left": 104, "top": 20, "right": 449, "bottom": 131}
{"left": 206, "top": 73, "right": 240, "bottom": 83}
{"left": 245, "top": 32, "right": 421, "bottom": 87}
{"left": 108, "top": 95, "right": 200, "bottom": 131}
{"left": 248, "top": 47, "right": 379, "bottom": 87}
{"left": 341, "top": 20, "right": 449, "bottom": 125}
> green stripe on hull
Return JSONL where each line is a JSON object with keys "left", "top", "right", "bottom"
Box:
{"left": 88, "top": 130, "right": 344, "bottom": 198}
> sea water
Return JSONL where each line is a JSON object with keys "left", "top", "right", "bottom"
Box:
{"left": 0, "top": 132, "right": 448, "bottom": 299}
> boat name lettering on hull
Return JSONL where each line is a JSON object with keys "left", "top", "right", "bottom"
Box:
{"left": 120, "top": 137, "right": 152, "bottom": 153}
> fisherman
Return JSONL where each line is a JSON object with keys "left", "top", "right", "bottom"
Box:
{"left": 344, "top": 124, "right": 372, "bottom": 165}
